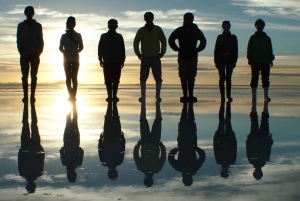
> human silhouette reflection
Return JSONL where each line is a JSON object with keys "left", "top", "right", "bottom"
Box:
{"left": 18, "top": 102, "right": 45, "bottom": 193}
{"left": 213, "top": 101, "right": 237, "bottom": 178}
{"left": 168, "top": 102, "right": 206, "bottom": 186}
{"left": 246, "top": 101, "right": 273, "bottom": 180}
{"left": 98, "top": 102, "right": 125, "bottom": 180}
{"left": 60, "top": 103, "right": 84, "bottom": 183}
{"left": 134, "top": 102, "right": 166, "bottom": 187}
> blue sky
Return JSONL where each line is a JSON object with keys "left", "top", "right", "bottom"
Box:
{"left": 0, "top": 0, "right": 299, "bottom": 85}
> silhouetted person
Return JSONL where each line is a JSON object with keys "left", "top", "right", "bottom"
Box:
{"left": 168, "top": 102, "right": 206, "bottom": 186}
{"left": 98, "top": 102, "right": 125, "bottom": 180}
{"left": 133, "top": 102, "right": 166, "bottom": 187}
{"left": 214, "top": 21, "right": 238, "bottom": 102}
{"left": 168, "top": 13, "right": 206, "bottom": 102}
{"left": 98, "top": 19, "right": 126, "bottom": 102}
{"left": 18, "top": 102, "right": 45, "bottom": 193}
{"left": 213, "top": 101, "right": 237, "bottom": 178}
{"left": 59, "top": 16, "right": 84, "bottom": 101}
{"left": 247, "top": 19, "right": 274, "bottom": 103}
{"left": 60, "top": 103, "right": 84, "bottom": 183}
{"left": 133, "top": 12, "right": 166, "bottom": 103}
{"left": 246, "top": 101, "right": 273, "bottom": 180}
{"left": 17, "top": 6, "right": 44, "bottom": 103}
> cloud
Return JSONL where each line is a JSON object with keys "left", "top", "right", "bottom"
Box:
{"left": 231, "top": 0, "right": 300, "bottom": 20}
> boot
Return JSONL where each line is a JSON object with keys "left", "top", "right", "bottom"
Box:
{"left": 113, "top": 83, "right": 119, "bottom": 102}
{"left": 155, "top": 81, "right": 162, "bottom": 103}
{"left": 139, "top": 81, "right": 146, "bottom": 102}
{"left": 188, "top": 80, "right": 197, "bottom": 102}
{"left": 105, "top": 83, "right": 112, "bottom": 102}
{"left": 180, "top": 79, "right": 188, "bottom": 102}
{"left": 219, "top": 87, "right": 225, "bottom": 101}
{"left": 30, "top": 76, "right": 37, "bottom": 102}
{"left": 263, "top": 87, "right": 271, "bottom": 102}
{"left": 22, "top": 77, "right": 28, "bottom": 102}
{"left": 226, "top": 86, "right": 232, "bottom": 102}
{"left": 251, "top": 87, "right": 257, "bottom": 113}
{"left": 251, "top": 87, "right": 257, "bottom": 101}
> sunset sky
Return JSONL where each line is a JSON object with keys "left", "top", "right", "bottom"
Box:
{"left": 0, "top": 0, "right": 299, "bottom": 85}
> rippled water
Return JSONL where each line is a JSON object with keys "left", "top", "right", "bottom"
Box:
{"left": 0, "top": 84, "right": 299, "bottom": 201}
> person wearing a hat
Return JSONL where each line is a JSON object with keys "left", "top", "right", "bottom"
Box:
{"left": 59, "top": 16, "right": 84, "bottom": 101}
{"left": 98, "top": 19, "right": 126, "bottom": 102}
{"left": 17, "top": 6, "right": 44, "bottom": 103}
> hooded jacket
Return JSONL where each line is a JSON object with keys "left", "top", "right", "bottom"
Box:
{"left": 214, "top": 31, "right": 238, "bottom": 64}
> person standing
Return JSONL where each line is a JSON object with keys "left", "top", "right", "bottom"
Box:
{"left": 17, "top": 6, "right": 44, "bottom": 103}
{"left": 59, "top": 16, "right": 84, "bottom": 101}
{"left": 133, "top": 12, "right": 166, "bottom": 102}
{"left": 214, "top": 21, "right": 238, "bottom": 102}
{"left": 247, "top": 19, "right": 274, "bottom": 103}
{"left": 168, "top": 12, "right": 206, "bottom": 102}
{"left": 98, "top": 19, "right": 126, "bottom": 102}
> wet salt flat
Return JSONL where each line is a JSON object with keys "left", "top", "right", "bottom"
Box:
{"left": 0, "top": 84, "right": 299, "bottom": 201}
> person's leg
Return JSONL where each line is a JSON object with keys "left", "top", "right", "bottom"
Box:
{"left": 178, "top": 58, "right": 188, "bottom": 101}
{"left": 250, "top": 64, "right": 260, "bottom": 101}
{"left": 71, "top": 62, "right": 79, "bottom": 100}
{"left": 112, "top": 63, "right": 122, "bottom": 101}
{"left": 20, "top": 55, "right": 30, "bottom": 102}
{"left": 187, "top": 58, "right": 198, "bottom": 102}
{"left": 261, "top": 65, "right": 271, "bottom": 102}
{"left": 217, "top": 62, "right": 225, "bottom": 100}
{"left": 103, "top": 63, "right": 112, "bottom": 101}
{"left": 151, "top": 57, "right": 162, "bottom": 102}
{"left": 64, "top": 62, "right": 72, "bottom": 99}
{"left": 225, "top": 63, "right": 234, "bottom": 101}
{"left": 139, "top": 57, "right": 150, "bottom": 102}
{"left": 29, "top": 55, "right": 40, "bottom": 102}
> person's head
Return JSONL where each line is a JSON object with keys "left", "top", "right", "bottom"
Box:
{"left": 255, "top": 19, "right": 265, "bottom": 32}
{"left": 144, "top": 173, "right": 154, "bottom": 187}
{"left": 182, "top": 173, "right": 193, "bottom": 186}
{"left": 24, "top": 6, "right": 35, "bottom": 19}
{"left": 66, "top": 16, "right": 76, "bottom": 31}
{"left": 253, "top": 168, "right": 263, "bottom": 180}
{"left": 222, "top": 21, "right": 231, "bottom": 32}
{"left": 67, "top": 169, "right": 77, "bottom": 183}
{"left": 144, "top": 12, "right": 154, "bottom": 24}
{"left": 26, "top": 179, "right": 36, "bottom": 193}
{"left": 107, "top": 19, "right": 118, "bottom": 31}
{"left": 108, "top": 168, "right": 118, "bottom": 180}
{"left": 183, "top": 12, "right": 194, "bottom": 25}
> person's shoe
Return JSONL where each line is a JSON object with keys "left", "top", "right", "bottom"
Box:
{"left": 30, "top": 97, "right": 36, "bottom": 103}
{"left": 139, "top": 95, "right": 145, "bottom": 103}
{"left": 227, "top": 97, "right": 233, "bottom": 102}
{"left": 106, "top": 97, "right": 112, "bottom": 102}
{"left": 264, "top": 97, "right": 271, "bottom": 102}
{"left": 156, "top": 96, "right": 161, "bottom": 103}
{"left": 113, "top": 96, "right": 119, "bottom": 102}
{"left": 189, "top": 96, "right": 197, "bottom": 103}
{"left": 180, "top": 96, "right": 188, "bottom": 103}
{"left": 221, "top": 96, "right": 225, "bottom": 102}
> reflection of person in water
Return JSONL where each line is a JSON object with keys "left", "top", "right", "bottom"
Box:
{"left": 168, "top": 102, "right": 206, "bottom": 186}
{"left": 246, "top": 101, "right": 273, "bottom": 180}
{"left": 18, "top": 102, "right": 45, "bottom": 193}
{"left": 60, "top": 103, "right": 84, "bottom": 183}
{"left": 98, "top": 102, "right": 125, "bottom": 180}
{"left": 213, "top": 101, "right": 237, "bottom": 178}
{"left": 134, "top": 102, "right": 166, "bottom": 187}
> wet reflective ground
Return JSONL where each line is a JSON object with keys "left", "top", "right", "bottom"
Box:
{"left": 0, "top": 84, "right": 299, "bottom": 201}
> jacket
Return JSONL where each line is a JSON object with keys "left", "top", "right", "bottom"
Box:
{"left": 98, "top": 31, "right": 126, "bottom": 64}
{"left": 247, "top": 31, "right": 274, "bottom": 65}
{"left": 17, "top": 20, "right": 44, "bottom": 55}
{"left": 168, "top": 23, "right": 206, "bottom": 60}
{"left": 133, "top": 25, "right": 166, "bottom": 57}
{"left": 59, "top": 30, "right": 83, "bottom": 62}
{"left": 214, "top": 32, "right": 238, "bottom": 64}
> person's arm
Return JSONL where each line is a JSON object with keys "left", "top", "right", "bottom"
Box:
{"left": 78, "top": 33, "right": 83, "bottom": 53}
{"left": 268, "top": 36, "right": 274, "bottom": 67}
{"left": 214, "top": 35, "right": 220, "bottom": 65}
{"left": 38, "top": 24, "right": 44, "bottom": 55}
{"left": 168, "top": 29, "right": 180, "bottom": 51}
{"left": 158, "top": 142, "right": 166, "bottom": 164}
{"left": 98, "top": 34, "right": 104, "bottom": 67}
{"left": 120, "top": 35, "right": 126, "bottom": 68}
{"left": 16, "top": 24, "right": 22, "bottom": 55}
{"left": 159, "top": 27, "right": 167, "bottom": 58}
{"left": 232, "top": 35, "right": 238, "bottom": 66}
{"left": 247, "top": 36, "right": 253, "bottom": 65}
{"left": 60, "top": 147, "right": 66, "bottom": 165}
{"left": 133, "top": 140, "right": 142, "bottom": 163}
{"left": 59, "top": 35, "right": 64, "bottom": 53}
{"left": 196, "top": 29, "right": 206, "bottom": 52}
{"left": 133, "top": 29, "right": 142, "bottom": 60}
